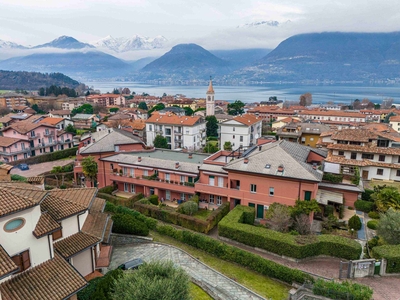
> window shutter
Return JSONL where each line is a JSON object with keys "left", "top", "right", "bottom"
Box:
{"left": 22, "top": 250, "right": 31, "bottom": 270}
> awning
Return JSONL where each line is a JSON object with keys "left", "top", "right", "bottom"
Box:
{"left": 316, "top": 189, "right": 343, "bottom": 205}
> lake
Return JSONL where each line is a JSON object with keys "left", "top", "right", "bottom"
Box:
{"left": 89, "top": 81, "right": 400, "bottom": 104}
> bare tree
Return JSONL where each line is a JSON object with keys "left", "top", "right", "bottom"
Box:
{"left": 382, "top": 98, "right": 394, "bottom": 109}
{"left": 0, "top": 106, "right": 11, "bottom": 116}
{"left": 266, "top": 204, "right": 293, "bottom": 233}
{"left": 299, "top": 93, "right": 312, "bottom": 106}
{"left": 294, "top": 213, "right": 311, "bottom": 235}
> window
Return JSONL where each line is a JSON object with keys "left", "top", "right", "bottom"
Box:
{"left": 209, "top": 195, "right": 214, "bottom": 203}
{"left": 52, "top": 228, "right": 62, "bottom": 241}
{"left": 377, "top": 140, "right": 389, "bottom": 147}
{"left": 45, "top": 129, "right": 49, "bottom": 135}
{"left": 2, "top": 147, "right": 5, "bottom": 152}
{"left": 21, "top": 143, "right": 25, "bottom": 150}
{"left": 130, "top": 168, "right": 135, "bottom": 177}
{"left": 181, "top": 193, "right": 186, "bottom": 201}
{"left": 232, "top": 135, "right": 235, "bottom": 139}
{"left": 338, "top": 151, "right": 344, "bottom": 156}
{"left": 250, "top": 184, "right": 257, "bottom": 193}
{"left": 379, "top": 155, "right": 385, "bottom": 162}
{"left": 124, "top": 183, "right": 129, "bottom": 192}
{"left": 188, "top": 176, "right": 193, "bottom": 183}
{"left": 110, "top": 163, "right": 114, "bottom": 170}
{"left": 165, "top": 173, "right": 170, "bottom": 181}
{"left": 131, "top": 184, "right": 135, "bottom": 193}
{"left": 13, "top": 155, "right": 17, "bottom": 161}
{"left": 377, "top": 169, "right": 384, "bottom": 175}
{"left": 218, "top": 177, "right": 224, "bottom": 187}
{"left": 165, "top": 128, "right": 171, "bottom": 135}
{"left": 11, "top": 250, "right": 30, "bottom": 273}
{"left": 49, "top": 137, "right": 53, "bottom": 143}
{"left": 180, "top": 175, "right": 185, "bottom": 183}
{"left": 123, "top": 167, "right": 128, "bottom": 176}
{"left": 397, "top": 170, "right": 400, "bottom": 177}
{"left": 304, "top": 191, "right": 312, "bottom": 201}
{"left": 4, "top": 218, "right": 25, "bottom": 232}
{"left": 30, "top": 131, "right": 35, "bottom": 137}
{"left": 217, "top": 196, "right": 222, "bottom": 205}
{"left": 143, "top": 170, "right": 148, "bottom": 176}
{"left": 149, "top": 125, "right": 153, "bottom": 131}
{"left": 209, "top": 175, "right": 215, "bottom": 186}
{"left": 269, "top": 187, "right": 274, "bottom": 196}
{"left": 362, "top": 154, "right": 374, "bottom": 160}
{"left": 14, "top": 144, "right": 17, "bottom": 149}
{"left": 233, "top": 127, "right": 235, "bottom": 132}
{"left": 351, "top": 152, "right": 357, "bottom": 159}
{"left": 240, "top": 136, "right": 243, "bottom": 142}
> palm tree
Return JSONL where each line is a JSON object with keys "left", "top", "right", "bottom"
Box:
{"left": 373, "top": 186, "right": 400, "bottom": 212}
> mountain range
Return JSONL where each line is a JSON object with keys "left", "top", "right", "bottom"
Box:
{"left": 92, "top": 35, "right": 168, "bottom": 53}
{"left": 1, "top": 32, "right": 400, "bottom": 84}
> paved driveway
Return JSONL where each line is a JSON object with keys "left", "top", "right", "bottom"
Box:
{"left": 10, "top": 159, "right": 74, "bottom": 177}
{"left": 108, "top": 243, "right": 265, "bottom": 300}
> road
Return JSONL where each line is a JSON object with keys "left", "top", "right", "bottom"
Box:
{"left": 10, "top": 159, "right": 75, "bottom": 177}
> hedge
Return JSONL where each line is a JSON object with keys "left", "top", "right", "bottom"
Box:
{"left": 372, "top": 245, "right": 400, "bottom": 273}
{"left": 348, "top": 215, "right": 362, "bottom": 231}
{"left": 112, "top": 213, "right": 149, "bottom": 236}
{"left": 133, "top": 202, "right": 230, "bottom": 234}
{"left": 312, "top": 279, "right": 373, "bottom": 300}
{"left": 78, "top": 268, "right": 123, "bottom": 300}
{"left": 155, "top": 224, "right": 313, "bottom": 285}
{"left": 105, "top": 202, "right": 157, "bottom": 230}
{"left": 354, "top": 200, "right": 374, "bottom": 213}
{"left": 368, "top": 211, "right": 380, "bottom": 219}
{"left": 97, "top": 192, "right": 144, "bottom": 208}
{"left": 7, "top": 147, "right": 77, "bottom": 166}
{"left": 322, "top": 173, "right": 343, "bottom": 183}
{"left": 11, "top": 174, "right": 27, "bottom": 182}
{"left": 98, "top": 185, "right": 116, "bottom": 195}
{"left": 367, "top": 220, "right": 379, "bottom": 230}
{"left": 218, "top": 205, "right": 361, "bottom": 260}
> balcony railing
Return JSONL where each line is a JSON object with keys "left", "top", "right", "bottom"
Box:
{"left": 174, "top": 131, "right": 182, "bottom": 135}
{"left": 44, "top": 130, "right": 55, "bottom": 136}
{"left": 0, "top": 148, "right": 30, "bottom": 156}
{"left": 110, "top": 173, "right": 196, "bottom": 190}
{"left": 31, "top": 141, "right": 58, "bottom": 150}
{"left": 28, "top": 133, "right": 41, "bottom": 139}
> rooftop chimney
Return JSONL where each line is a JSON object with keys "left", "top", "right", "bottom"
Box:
{"left": 188, "top": 153, "right": 193, "bottom": 159}
{"left": 277, "top": 165, "right": 284, "bottom": 172}
{"left": 258, "top": 146, "right": 262, "bottom": 151}
{"left": 244, "top": 157, "right": 249, "bottom": 164}
{"left": 138, "top": 156, "right": 142, "bottom": 162}
{"left": 175, "top": 162, "right": 180, "bottom": 169}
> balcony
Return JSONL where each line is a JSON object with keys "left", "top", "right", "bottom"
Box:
{"left": 0, "top": 148, "right": 30, "bottom": 156}
{"left": 155, "top": 129, "right": 163, "bottom": 134}
{"left": 44, "top": 130, "right": 55, "bottom": 137}
{"left": 174, "top": 131, "right": 183, "bottom": 136}
{"left": 31, "top": 141, "right": 58, "bottom": 150}
{"left": 195, "top": 183, "right": 231, "bottom": 197}
{"left": 175, "top": 137, "right": 182, "bottom": 142}
{"left": 110, "top": 174, "right": 195, "bottom": 193}
{"left": 28, "top": 133, "right": 41, "bottom": 140}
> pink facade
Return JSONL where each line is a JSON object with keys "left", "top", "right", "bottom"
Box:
{"left": 0, "top": 140, "right": 31, "bottom": 162}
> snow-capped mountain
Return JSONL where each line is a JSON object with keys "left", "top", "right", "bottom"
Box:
{"left": 0, "top": 39, "right": 27, "bottom": 49}
{"left": 92, "top": 35, "right": 168, "bottom": 52}
{"left": 237, "top": 20, "right": 291, "bottom": 28}
{"left": 33, "top": 36, "right": 95, "bottom": 49}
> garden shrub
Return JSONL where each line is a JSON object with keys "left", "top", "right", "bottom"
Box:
{"left": 372, "top": 245, "right": 400, "bottom": 273}
{"left": 148, "top": 195, "right": 159, "bottom": 205}
{"left": 367, "top": 220, "right": 379, "bottom": 230}
{"left": 324, "top": 205, "right": 334, "bottom": 217}
{"left": 110, "top": 204, "right": 157, "bottom": 230}
{"left": 134, "top": 202, "right": 229, "bottom": 234}
{"left": 155, "top": 224, "right": 313, "bottom": 285}
{"left": 368, "top": 211, "right": 380, "bottom": 219}
{"left": 362, "top": 189, "right": 374, "bottom": 202}
{"left": 354, "top": 200, "right": 374, "bottom": 213}
{"left": 218, "top": 205, "right": 361, "bottom": 260}
{"left": 312, "top": 279, "right": 373, "bottom": 300}
{"left": 97, "top": 192, "right": 120, "bottom": 204}
{"left": 111, "top": 213, "right": 149, "bottom": 236}
{"left": 322, "top": 173, "right": 343, "bottom": 183}
{"left": 348, "top": 215, "right": 362, "bottom": 231}
{"left": 11, "top": 174, "right": 27, "bottom": 182}
{"left": 99, "top": 185, "right": 116, "bottom": 195}
{"left": 8, "top": 147, "right": 78, "bottom": 166}
{"left": 177, "top": 201, "right": 198, "bottom": 216}
{"left": 78, "top": 269, "right": 123, "bottom": 300}
{"left": 138, "top": 198, "right": 152, "bottom": 205}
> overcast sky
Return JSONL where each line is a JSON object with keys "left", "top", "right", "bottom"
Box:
{"left": 1, "top": 0, "right": 400, "bottom": 51}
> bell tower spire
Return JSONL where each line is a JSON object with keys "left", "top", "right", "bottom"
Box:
{"left": 206, "top": 76, "right": 215, "bottom": 116}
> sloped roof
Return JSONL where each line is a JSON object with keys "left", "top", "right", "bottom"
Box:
{"left": 230, "top": 114, "right": 261, "bottom": 126}
{"left": 72, "top": 114, "right": 95, "bottom": 120}
{"left": 0, "top": 186, "right": 46, "bottom": 217}
{"left": 54, "top": 232, "right": 100, "bottom": 259}
{"left": 49, "top": 110, "right": 71, "bottom": 115}
{"left": 89, "top": 197, "right": 106, "bottom": 213}
{"left": 146, "top": 112, "right": 203, "bottom": 126}
{"left": 33, "top": 212, "right": 62, "bottom": 238}
{"left": 223, "top": 140, "right": 324, "bottom": 182}
{"left": 79, "top": 129, "right": 144, "bottom": 154}
{"left": 81, "top": 212, "right": 109, "bottom": 240}
{"left": 0, "top": 245, "right": 18, "bottom": 279}
{"left": 0, "top": 253, "right": 87, "bottom": 300}
{"left": 39, "top": 117, "right": 64, "bottom": 125}
{"left": 207, "top": 79, "right": 214, "bottom": 94}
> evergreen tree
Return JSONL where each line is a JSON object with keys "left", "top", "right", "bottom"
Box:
{"left": 153, "top": 135, "right": 168, "bottom": 149}
{"left": 205, "top": 115, "right": 218, "bottom": 137}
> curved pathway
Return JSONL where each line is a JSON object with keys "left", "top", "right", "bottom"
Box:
{"left": 108, "top": 242, "right": 265, "bottom": 300}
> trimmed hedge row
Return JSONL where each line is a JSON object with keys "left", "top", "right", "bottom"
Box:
{"left": 354, "top": 200, "right": 374, "bottom": 213}
{"left": 105, "top": 202, "right": 157, "bottom": 230}
{"left": 155, "top": 224, "right": 313, "bottom": 285}
{"left": 372, "top": 245, "right": 400, "bottom": 274}
{"left": 312, "top": 279, "right": 373, "bottom": 300}
{"left": 8, "top": 146, "right": 77, "bottom": 166}
{"left": 112, "top": 213, "right": 149, "bottom": 236}
{"left": 218, "top": 205, "right": 361, "bottom": 260}
{"left": 97, "top": 192, "right": 144, "bottom": 207}
{"left": 367, "top": 220, "right": 379, "bottom": 230}
{"left": 133, "top": 202, "right": 230, "bottom": 234}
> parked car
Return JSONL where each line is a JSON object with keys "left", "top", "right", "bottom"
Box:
{"left": 118, "top": 258, "right": 143, "bottom": 270}
{"left": 17, "top": 163, "right": 29, "bottom": 171}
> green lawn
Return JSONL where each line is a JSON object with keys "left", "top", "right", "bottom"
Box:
{"left": 369, "top": 180, "right": 400, "bottom": 191}
{"left": 193, "top": 209, "right": 212, "bottom": 220}
{"left": 151, "top": 231, "right": 290, "bottom": 300}
{"left": 189, "top": 282, "right": 213, "bottom": 300}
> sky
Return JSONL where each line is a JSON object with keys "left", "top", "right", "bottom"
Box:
{"left": 1, "top": 0, "right": 400, "bottom": 56}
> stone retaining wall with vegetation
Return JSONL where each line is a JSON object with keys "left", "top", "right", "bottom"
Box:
{"left": 8, "top": 147, "right": 77, "bottom": 166}
{"left": 372, "top": 245, "right": 400, "bottom": 274}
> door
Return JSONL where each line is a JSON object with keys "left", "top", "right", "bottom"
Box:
{"left": 166, "top": 190, "right": 171, "bottom": 200}
{"left": 256, "top": 204, "right": 264, "bottom": 219}
{"left": 362, "top": 170, "right": 369, "bottom": 180}
{"left": 234, "top": 199, "right": 241, "bottom": 207}
{"left": 50, "top": 146, "right": 54, "bottom": 152}
{"left": 31, "top": 150, "right": 36, "bottom": 157}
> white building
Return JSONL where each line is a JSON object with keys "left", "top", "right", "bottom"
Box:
{"left": 219, "top": 114, "right": 262, "bottom": 150}
{"left": 146, "top": 112, "right": 206, "bottom": 151}
{"left": 206, "top": 78, "right": 215, "bottom": 116}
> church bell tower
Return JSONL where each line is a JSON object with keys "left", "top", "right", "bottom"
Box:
{"left": 206, "top": 77, "right": 215, "bottom": 116}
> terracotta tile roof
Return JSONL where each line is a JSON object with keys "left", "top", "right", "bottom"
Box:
{"left": 279, "top": 117, "right": 300, "bottom": 123}
{"left": 90, "top": 197, "right": 106, "bottom": 213}
{"left": 12, "top": 105, "right": 28, "bottom": 110}
{"left": 48, "top": 188, "right": 97, "bottom": 210}
{"left": 129, "top": 119, "right": 146, "bottom": 130}
{"left": 0, "top": 164, "right": 14, "bottom": 172}
{"left": 0, "top": 187, "right": 45, "bottom": 217}
{"left": 33, "top": 212, "right": 61, "bottom": 238}
{"left": 319, "top": 131, "right": 335, "bottom": 137}
{"left": 361, "top": 123, "right": 397, "bottom": 133}
{"left": 0, "top": 181, "right": 40, "bottom": 189}
{"left": 7, "top": 120, "right": 55, "bottom": 134}
{"left": 389, "top": 115, "right": 400, "bottom": 122}
{"left": 325, "top": 152, "right": 400, "bottom": 169}
{"left": 0, "top": 136, "right": 23, "bottom": 147}
{"left": 39, "top": 117, "right": 64, "bottom": 125}
{"left": 54, "top": 232, "right": 100, "bottom": 258}
{"left": 41, "top": 195, "right": 88, "bottom": 221}
{"left": 81, "top": 212, "right": 109, "bottom": 240}
{"left": 248, "top": 106, "right": 295, "bottom": 114}
{"left": 0, "top": 116, "right": 12, "bottom": 123}
{"left": 0, "top": 245, "right": 18, "bottom": 279}
{"left": 87, "top": 94, "right": 121, "bottom": 99}
{"left": 26, "top": 176, "right": 45, "bottom": 185}
{"left": 0, "top": 253, "right": 87, "bottom": 300}
{"left": 146, "top": 112, "right": 203, "bottom": 126}
{"left": 299, "top": 110, "right": 366, "bottom": 118}
{"left": 327, "top": 143, "right": 400, "bottom": 155}
{"left": 331, "top": 129, "right": 376, "bottom": 142}
{"left": 230, "top": 114, "right": 261, "bottom": 126}
{"left": 102, "top": 219, "right": 113, "bottom": 244}
{"left": 108, "top": 114, "right": 131, "bottom": 121}
{"left": 4, "top": 186, "right": 47, "bottom": 201}
{"left": 49, "top": 110, "right": 71, "bottom": 115}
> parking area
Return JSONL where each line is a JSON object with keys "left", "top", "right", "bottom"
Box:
{"left": 10, "top": 159, "right": 75, "bottom": 177}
